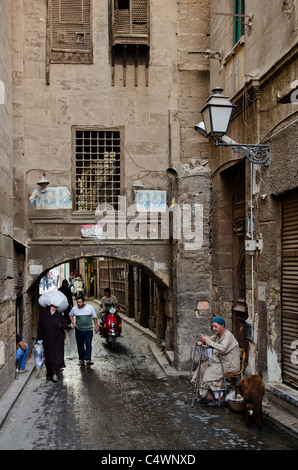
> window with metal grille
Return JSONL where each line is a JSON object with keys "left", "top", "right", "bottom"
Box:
{"left": 75, "top": 130, "right": 121, "bottom": 212}
{"left": 233, "top": 0, "right": 245, "bottom": 46}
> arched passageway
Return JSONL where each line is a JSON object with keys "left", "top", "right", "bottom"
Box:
{"left": 31, "top": 255, "right": 172, "bottom": 352}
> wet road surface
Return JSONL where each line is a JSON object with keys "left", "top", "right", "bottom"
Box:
{"left": 0, "top": 312, "right": 298, "bottom": 451}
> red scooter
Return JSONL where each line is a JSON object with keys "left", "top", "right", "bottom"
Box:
{"left": 99, "top": 306, "right": 122, "bottom": 351}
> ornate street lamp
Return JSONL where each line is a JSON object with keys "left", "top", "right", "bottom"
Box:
{"left": 195, "top": 87, "right": 269, "bottom": 165}
{"left": 200, "top": 87, "right": 235, "bottom": 138}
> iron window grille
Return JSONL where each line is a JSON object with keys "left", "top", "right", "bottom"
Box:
{"left": 75, "top": 129, "right": 121, "bottom": 212}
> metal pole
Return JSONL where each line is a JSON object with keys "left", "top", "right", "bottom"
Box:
{"left": 218, "top": 353, "right": 227, "bottom": 405}
{"left": 191, "top": 346, "right": 203, "bottom": 407}
{"left": 189, "top": 342, "right": 197, "bottom": 380}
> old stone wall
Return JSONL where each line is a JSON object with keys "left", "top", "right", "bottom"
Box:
{"left": 5, "top": 0, "right": 213, "bottom": 375}
{"left": 209, "top": 0, "right": 298, "bottom": 99}
{"left": 208, "top": 0, "right": 298, "bottom": 380}
{"left": 0, "top": 0, "right": 14, "bottom": 397}
{"left": 171, "top": 163, "right": 212, "bottom": 368}
{"left": 257, "top": 107, "right": 298, "bottom": 381}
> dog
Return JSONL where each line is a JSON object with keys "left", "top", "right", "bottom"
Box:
{"left": 235, "top": 374, "right": 265, "bottom": 428}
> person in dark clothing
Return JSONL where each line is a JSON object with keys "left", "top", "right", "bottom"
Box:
{"left": 58, "top": 279, "right": 73, "bottom": 326}
{"left": 37, "top": 304, "right": 68, "bottom": 382}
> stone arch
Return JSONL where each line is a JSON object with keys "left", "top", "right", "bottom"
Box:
{"left": 27, "top": 242, "right": 173, "bottom": 350}
{"left": 28, "top": 243, "right": 170, "bottom": 290}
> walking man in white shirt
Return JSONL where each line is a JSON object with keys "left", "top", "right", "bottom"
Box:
{"left": 69, "top": 296, "right": 99, "bottom": 366}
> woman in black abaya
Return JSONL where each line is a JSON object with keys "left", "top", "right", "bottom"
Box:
{"left": 58, "top": 279, "right": 73, "bottom": 326}
{"left": 37, "top": 304, "right": 68, "bottom": 382}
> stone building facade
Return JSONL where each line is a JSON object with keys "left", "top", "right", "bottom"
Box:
{"left": 1, "top": 0, "right": 213, "bottom": 395}
{"left": 200, "top": 0, "right": 298, "bottom": 395}
{"left": 1, "top": 0, "right": 297, "bottom": 407}
{"left": 0, "top": 0, "right": 14, "bottom": 396}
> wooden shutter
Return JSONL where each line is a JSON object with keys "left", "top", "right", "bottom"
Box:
{"left": 13, "top": 241, "right": 25, "bottom": 296}
{"left": 50, "top": 0, "right": 93, "bottom": 64}
{"left": 112, "top": 0, "right": 149, "bottom": 45}
{"left": 282, "top": 190, "right": 298, "bottom": 388}
{"left": 233, "top": 0, "right": 245, "bottom": 46}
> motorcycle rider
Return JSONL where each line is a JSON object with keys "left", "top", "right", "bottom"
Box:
{"left": 99, "top": 288, "right": 121, "bottom": 327}
{"left": 73, "top": 269, "right": 83, "bottom": 279}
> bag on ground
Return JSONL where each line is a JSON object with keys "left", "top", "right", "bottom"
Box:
{"left": 34, "top": 341, "right": 44, "bottom": 370}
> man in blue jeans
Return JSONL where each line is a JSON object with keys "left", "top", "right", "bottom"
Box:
{"left": 16, "top": 334, "right": 28, "bottom": 373}
{"left": 69, "top": 296, "right": 99, "bottom": 366}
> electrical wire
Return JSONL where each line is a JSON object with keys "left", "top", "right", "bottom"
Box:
{"left": 115, "top": 127, "right": 167, "bottom": 183}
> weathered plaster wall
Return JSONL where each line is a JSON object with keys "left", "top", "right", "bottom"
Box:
{"left": 209, "top": 0, "right": 298, "bottom": 98}
{"left": 172, "top": 163, "right": 212, "bottom": 368}
{"left": 0, "top": 0, "right": 14, "bottom": 397}
{"left": 8, "top": 0, "right": 212, "bottom": 372}
{"left": 208, "top": 0, "right": 298, "bottom": 380}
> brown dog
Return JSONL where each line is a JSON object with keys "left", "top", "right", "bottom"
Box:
{"left": 235, "top": 375, "right": 265, "bottom": 428}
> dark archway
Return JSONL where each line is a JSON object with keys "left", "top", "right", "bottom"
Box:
{"left": 30, "top": 253, "right": 171, "bottom": 350}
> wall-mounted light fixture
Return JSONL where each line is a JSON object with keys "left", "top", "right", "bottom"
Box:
{"left": 37, "top": 171, "right": 50, "bottom": 192}
{"left": 195, "top": 87, "right": 269, "bottom": 165}
{"left": 132, "top": 180, "right": 144, "bottom": 190}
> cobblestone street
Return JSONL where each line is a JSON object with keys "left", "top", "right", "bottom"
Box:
{"left": 0, "top": 311, "right": 297, "bottom": 452}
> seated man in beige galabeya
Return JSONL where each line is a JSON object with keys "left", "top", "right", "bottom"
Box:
{"left": 192, "top": 316, "right": 240, "bottom": 406}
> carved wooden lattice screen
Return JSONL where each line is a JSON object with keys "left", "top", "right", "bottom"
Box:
{"left": 49, "top": 0, "right": 93, "bottom": 64}
{"left": 113, "top": 0, "right": 149, "bottom": 43}
{"left": 111, "top": 0, "right": 150, "bottom": 86}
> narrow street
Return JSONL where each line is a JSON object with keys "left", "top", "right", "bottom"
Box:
{"left": 0, "top": 304, "right": 297, "bottom": 452}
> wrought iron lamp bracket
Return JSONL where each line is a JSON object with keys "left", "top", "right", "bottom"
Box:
{"left": 214, "top": 139, "right": 270, "bottom": 165}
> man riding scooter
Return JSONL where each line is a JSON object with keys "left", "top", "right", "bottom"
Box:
{"left": 99, "top": 288, "right": 122, "bottom": 330}
{"left": 98, "top": 288, "right": 122, "bottom": 350}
